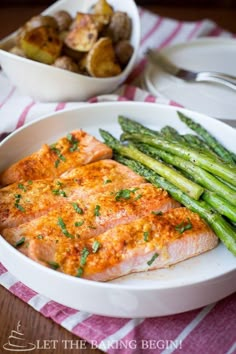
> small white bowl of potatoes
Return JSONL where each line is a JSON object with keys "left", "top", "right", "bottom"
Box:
{"left": 0, "top": 0, "right": 140, "bottom": 102}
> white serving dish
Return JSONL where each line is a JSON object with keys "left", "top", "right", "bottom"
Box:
{"left": 0, "top": 0, "right": 140, "bottom": 102}
{"left": 0, "top": 102, "right": 235, "bottom": 318}
{"left": 143, "top": 38, "right": 236, "bottom": 119}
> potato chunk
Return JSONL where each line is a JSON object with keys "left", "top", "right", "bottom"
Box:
{"left": 65, "top": 13, "right": 98, "bottom": 52}
{"left": 52, "top": 10, "right": 73, "bottom": 31}
{"left": 86, "top": 37, "right": 121, "bottom": 77}
{"left": 106, "top": 11, "right": 132, "bottom": 43}
{"left": 65, "top": 13, "right": 110, "bottom": 53}
{"left": 93, "top": 0, "right": 114, "bottom": 17}
{"left": 20, "top": 26, "right": 62, "bottom": 65}
{"left": 53, "top": 56, "right": 79, "bottom": 73}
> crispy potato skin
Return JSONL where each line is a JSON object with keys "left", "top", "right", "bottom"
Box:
{"left": 86, "top": 37, "right": 121, "bottom": 77}
{"left": 20, "top": 26, "right": 62, "bottom": 64}
{"left": 93, "top": 0, "right": 114, "bottom": 17}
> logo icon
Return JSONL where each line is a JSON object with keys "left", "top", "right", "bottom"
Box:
{"left": 3, "top": 321, "right": 36, "bottom": 352}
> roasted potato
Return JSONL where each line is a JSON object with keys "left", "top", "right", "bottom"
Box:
{"left": 65, "top": 13, "right": 98, "bottom": 52}
{"left": 20, "top": 26, "right": 62, "bottom": 65}
{"left": 92, "top": 14, "right": 110, "bottom": 32}
{"left": 93, "top": 0, "right": 114, "bottom": 17}
{"left": 78, "top": 54, "right": 89, "bottom": 75}
{"left": 9, "top": 46, "right": 26, "bottom": 57}
{"left": 62, "top": 43, "right": 83, "bottom": 60}
{"left": 52, "top": 10, "right": 73, "bottom": 32}
{"left": 115, "top": 40, "right": 133, "bottom": 66}
{"left": 10, "top": 0, "right": 133, "bottom": 79}
{"left": 106, "top": 11, "right": 132, "bottom": 43}
{"left": 86, "top": 37, "right": 121, "bottom": 77}
{"left": 53, "top": 56, "right": 79, "bottom": 73}
{"left": 24, "top": 15, "right": 59, "bottom": 32}
{"left": 16, "top": 15, "right": 59, "bottom": 46}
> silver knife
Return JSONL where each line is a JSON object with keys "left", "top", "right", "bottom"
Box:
{"left": 146, "top": 48, "right": 236, "bottom": 91}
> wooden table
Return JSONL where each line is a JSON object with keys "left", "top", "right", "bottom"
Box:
{"left": 0, "top": 4, "right": 236, "bottom": 354}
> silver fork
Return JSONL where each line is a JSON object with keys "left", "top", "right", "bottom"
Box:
{"left": 146, "top": 49, "right": 236, "bottom": 91}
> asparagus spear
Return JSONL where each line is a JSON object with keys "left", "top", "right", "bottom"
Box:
{"left": 217, "top": 177, "right": 236, "bottom": 192}
{"left": 178, "top": 111, "right": 236, "bottom": 164}
{"left": 161, "top": 126, "right": 187, "bottom": 144}
{"left": 119, "top": 115, "right": 223, "bottom": 161}
{"left": 135, "top": 143, "right": 236, "bottom": 206}
{"left": 202, "top": 191, "right": 236, "bottom": 223}
{"left": 100, "top": 130, "right": 204, "bottom": 199}
{"left": 119, "top": 116, "right": 216, "bottom": 157}
{"left": 120, "top": 132, "right": 236, "bottom": 186}
{"left": 161, "top": 127, "right": 220, "bottom": 160}
{"left": 114, "top": 154, "right": 236, "bottom": 256}
{"left": 183, "top": 134, "right": 218, "bottom": 157}
{"left": 118, "top": 115, "right": 159, "bottom": 137}
{"left": 184, "top": 134, "right": 211, "bottom": 149}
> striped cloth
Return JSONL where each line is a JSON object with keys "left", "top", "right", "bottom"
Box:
{"left": 0, "top": 7, "right": 236, "bottom": 354}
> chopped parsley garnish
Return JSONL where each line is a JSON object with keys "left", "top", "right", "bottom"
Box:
{"left": 15, "top": 237, "right": 25, "bottom": 247}
{"left": 37, "top": 234, "right": 44, "bottom": 239}
{"left": 52, "top": 189, "right": 67, "bottom": 197}
{"left": 134, "top": 194, "right": 142, "bottom": 201}
{"left": 147, "top": 253, "right": 159, "bottom": 266}
{"left": 54, "top": 159, "right": 60, "bottom": 168}
{"left": 143, "top": 231, "right": 149, "bottom": 242}
{"left": 57, "top": 217, "right": 74, "bottom": 238}
{"left": 14, "top": 194, "right": 25, "bottom": 212}
{"left": 28, "top": 180, "right": 33, "bottom": 185}
{"left": 94, "top": 205, "right": 101, "bottom": 217}
{"left": 50, "top": 145, "right": 66, "bottom": 168}
{"left": 115, "top": 188, "right": 139, "bottom": 201}
{"left": 72, "top": 203, "right": 83, "bottom": 214}
{"left": 69, "top": 142, "right": 79, "bottom": 152}
{"left": 175, "top": 219, "right": 193, "bottom": 234}
{"left": 104, "top": 179, "right": 112, "bottom": 185}
{"left": 76, "top": 267, "right": 83, "bottom": 277}
{"left": 56, "top": 181, "right": 64, "bottom": 187}
{"left": 80, "top": 247, "right": 89, "bottom": 266}
{"left": 152, "top": 211, "right": 163, "bottom": 216}
{"left": 66, "top": 133, "right": 73, "bottom": 142}
{"left": 48, "top": 261, "right": 60, "bottom": 270}
{"left": 18, "top": 183, "right": 27, "bottom": 192}
{"left": 75, "top": 220, "right": 84, "bottom": 227}
{"left": 15, "top": 204, "right": 25, "bottom": 212}
{"left": 92, "top": 240, "right": 100, "bottom": 253}
{"left": 67, "top": 133, "right": 79, "bottom": 152}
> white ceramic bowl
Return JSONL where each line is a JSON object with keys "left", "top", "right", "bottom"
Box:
{"left": 0, "top": 102, "right": 235, "bottom": 318}
{"left": 0, "top": 0, "right": 140, "bottom": 102}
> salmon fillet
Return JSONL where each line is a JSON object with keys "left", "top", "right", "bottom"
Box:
{"left": 0, "top": 130, "right": 112, "bottom": 186}
{"left": 0, "top": 160, "right": 144, "bottom": 230}
{"left": 2, "top": 183, "right": 179, "bottom": 255}
{"left": 26, "top": 208, "right": 218, "bottom": 281}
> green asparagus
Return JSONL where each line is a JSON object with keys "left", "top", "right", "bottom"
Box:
{"left": 202, "top": 191, "right": 236, "bottom": 223}
{"left": 178, "top": 111, "right": 236, "bottom": 164}
{"left": 114, "top": 154, "right": 236, "bottom": 256}
{"left": 135, "top": 143, "right": 236, "bottom": 206}
{"left": 118, "top": 115, "right": 159, "bottom": 137}
{"left": 160, "top": 126, "right": 186, "bottom": 143}
{"left": 183, "top": 134, "right": 218, "bottom": 158}
{"left": 120, "top": 132, "right": 236, "bottom": 186}
{"left": 99, "top": 129, "right": 204, "bottom": 199}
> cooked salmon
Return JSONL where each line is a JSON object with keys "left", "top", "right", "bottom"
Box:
{"left": 25, "top": 208, "right": 218, "bottom": 281}
{"left": 2, "top": 183, "right": 180, "bottom": 255}
{"left": 0, "top": 160, "right": 144, "bottom": 230}
{"left": 0, "top": 130, "right": 112, "bottom": 186}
